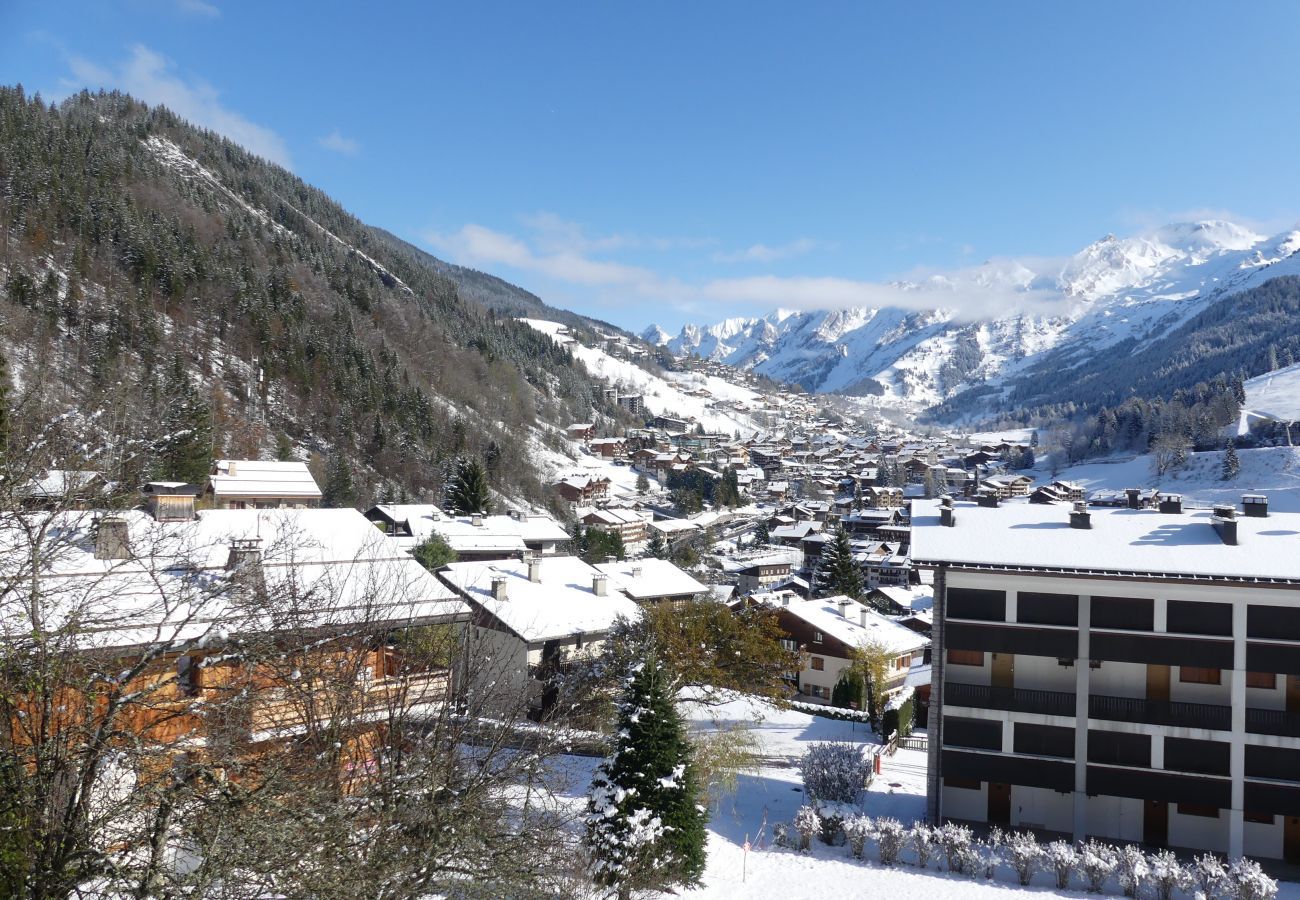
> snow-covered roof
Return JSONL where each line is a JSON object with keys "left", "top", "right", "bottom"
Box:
{"left": 209, "top": 460, "right": 322, "bottom": 499}
{"left": 912, "top": 498, "right": 1300, "bottom": 582}
{"left": 760, "top": 594, "right": 929, "bottom": 657}
{"left": 22, "top": 470, "right": 104, "bottom": 498}
{"left": 650, "top": 518, "right": 703, "bottom": 535}
{"left": 438, "top": 556, "right": 640, "bottom": 642}
{"left": 595, "top": 559, "right": 708, "bottom": 601}
{"left": 368, "top": 505, "right": 569, "bottom": 547}
{"left": 871, "top": 585, "right": 934, "bottom": 612}
{"left": 0, "top": 508, "right": 467, "bottom": 650}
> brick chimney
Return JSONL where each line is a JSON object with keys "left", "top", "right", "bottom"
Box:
{"left": 94, "top": 515, "right": 131, "bottom": 560}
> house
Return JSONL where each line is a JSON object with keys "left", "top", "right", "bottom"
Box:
{"left": 588, "top": 437, "right": 626, "bottom": 459}
{"left": 979, "top": 474, "right": 1034, "bottom": 498}
{"left": 206, "top": 459, "right": 322, "bottom": 509}
{"left": 365, "top": 505, "right": 571, "bottom": 560}
{"left": 437, "top": 555, "right": 640, "bottom": 718}
{"left": 752, "top": 592, "right": 928, "bottom": 704}
{"left": 553, "top": 474, "right": 611, "bottom": 506}
{"left": 20, "top": 469, "right": 109, "bottom": 509}
{"left": 595, "top": 559, "right": 708, "bottom": 605}
{"left": 566, "top": 423, "right": 596, "bottom": 442}
{"left": 2, "top": 498, "right": 469, "bottom": 768}
{"left": 861, "top": 486, "right": 905, "bottom": 508}
{"left": 914, "top": 493, "right": 1300, "bottom": 862}
{"left": 724, "top": 552, "right": 797, "bottom": 595}
{"left": 582, "top": 507, "right": 648, "bottom": 545}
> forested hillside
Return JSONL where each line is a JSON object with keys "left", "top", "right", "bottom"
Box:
{"left": 0, "top": 86, "right": 612, "bottom": 509}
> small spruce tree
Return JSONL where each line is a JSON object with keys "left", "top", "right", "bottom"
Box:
{"left": 321, "top": 454, "right": 357, "bottom": 508}
{"left": 816, "top": 526, "right": 863, "bottom": 599}
{"left": 446, "top": 456, "right": 491, "bottom": 515}
{"left": 646, "top": 529, "right": 668, "bottom": 560}
{"left": 587, "top": 654, "right": 707, "bottom": 897}
{"left": 1222, "top": 440, "right": 1241, "bottom": 480}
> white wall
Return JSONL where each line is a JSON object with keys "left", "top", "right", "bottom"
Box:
{"left": 1014, "top": 653, "right": 1077, "bottom": 693}
{"left": 1244, "top": 816, "right": 1283, "bottom": 860}
{"left": 1171, "top": 667, "right": 1233, "bottom": 705}
{"left": 1168, "top": 806, "right": 1228, "bottom": 852}
{"left": 1247, "top": 677, "right": 1286, "bottom": 711}
{"left": 1012, "top": 786, "right": 1074, "bottom": 834}
{"left": 1089, "top": 660, "right": 1146, "bottom": 699}
{"left": 1084, "top": 795, "right": 1145, "bottom": 845}
{"left": 942, "top": 782, "right": 987, "bottom": 822}
{"left": 945, "top": 653, "right": 991, "bottom": 686}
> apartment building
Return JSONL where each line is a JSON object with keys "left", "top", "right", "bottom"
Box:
{"left": 913, "top": 494, "right": 1300, "bottom": 862}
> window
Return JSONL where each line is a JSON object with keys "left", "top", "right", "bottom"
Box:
{"left": 1179, "top": 666, "right": 1221, "bottom": 685}
{"left": 813, "top": 631, "right": 824, "bottom": 643}
{"left": 176, "top": 655, "right": 202, "bottom": 698}
{"left": 1245, "top": 810, "right": 1275, "bottom": 825}
{"left": 947, "top": 648, "right": 983, "bottom": 666}
{"left": 780, "top": 638, "right": 798, "bottom": 652}
{"left": 811, "top": 656, "right": 825, "bottom": 671}
{"left": 1247, "top": 671, "right": 1276, "bottom": 689}
{"left": 1176, "top": 803, "right": 1220, "bottom": 819}
{"left": 944, "top": 775, "right": 982, "bottom": 790}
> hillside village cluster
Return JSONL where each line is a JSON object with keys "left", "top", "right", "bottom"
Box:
{"left": 10, "top": 340, "right": 1300, "bottom": 896}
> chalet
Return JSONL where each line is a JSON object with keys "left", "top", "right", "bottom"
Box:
{"left": 842, "top": 508, "right": 902, "bottom": 540}
{"left": 588, "top": 437, "right": 627, "bottom": 459}
{"left": 595, "top": 559, "right": 708, "bottom": 605}
{"left": 365, "top": 505, "right": 571, "bottom": 560}
{"left": 979, "top": 474, "right": 1034, "bottom": 499}
{"left": 207, "top": 459, "right": 322, "bottom": 509}
{"left": 861, "top": 486, "right": 905, "bottom": 508}
{"left": 3, "top": 500, "right": 469, "bottom": 770}
{"left": 553, "top": 474, "right": 611, "bottom": 506}
{"left": 724, "top": 552, "right": 797, "bottom": 595}
{"left": 438, "top": 556, "right": 640, "bottom": 718}
{"left": 753, "top": 592, "right": 928, "bottom": 704}
{"left": 566, "top": 423, "right": 596, "bottom": 442}
{"left": 20, "top": 469, "right": 109, "bottom": 509}
{"left": 582, "top": 507, "right": 648, "bottom": 545}
{"left": 629, "top": 447, "right": 660, "bottom": 470}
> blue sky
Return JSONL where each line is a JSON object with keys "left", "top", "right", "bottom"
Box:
{"left": 4, "top": 1, "right": 1300, "bottom": 332}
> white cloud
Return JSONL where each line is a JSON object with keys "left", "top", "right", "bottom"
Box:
{"left": 173, "top": 0, "right": 220, "bottom": 17}
{"left": 318, "top": 129, "right": 359, "bottom": 156}
{"left": 67, "top": 44, "right": 292, "bottom": 167}
{"left": 712, "top": 237, "right": 821, "bottom": 264}
{"left": 423, "top": 219, "right": 1069, "bottom": 321}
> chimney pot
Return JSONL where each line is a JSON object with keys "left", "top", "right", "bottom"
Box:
{"left": 491, "top": 575, "right": 509, "bottom": 602}
{"left": 593, "top": 574, "right": 608, "bottom": 597}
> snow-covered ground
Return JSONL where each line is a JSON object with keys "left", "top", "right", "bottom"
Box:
{"left": 1048, "top": 446, "right": 1300, "bottom": 512}
{"left": 1241, "top": 362, "right": 1300, "bottom": 432}
{"left": 522, "top": 319, "right": 762, "bottom": 435}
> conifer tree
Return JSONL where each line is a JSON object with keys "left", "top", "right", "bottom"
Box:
{"left": 155, "top": 359, "right": 212, "bottom": 485}
{"left": 321, "top": 454, "right": 357, "bottom": 508}
{"left": 646, "top": 529, "right": 668, "bottom": 560}
{"left": 816, "top": 526, "right": 863, "bottom": 599}
{"left": 446, "top": 456, "right": 491, "bottom": 515}
{"left": 0, "top": 347, "right": 11, "bottom": 464}
{"left": 587, "top": 654, "right": 707, "bottom": 897}
{"left": 1223, "top": 440, "right": 1241, "bottom": 481}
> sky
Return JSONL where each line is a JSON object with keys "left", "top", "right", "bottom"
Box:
{"left": 3, "top": 1, "right": 1300, "bottom": 333}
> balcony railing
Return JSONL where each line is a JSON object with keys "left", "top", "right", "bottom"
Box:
{"left": 1246, "top": 707, "right": 1300, "bottom": 738}
{"left": 1088, "top": 694, "right": 1230, "bottom": 732}
{"left": 945, "top": 682, "right": 1076, "bottom": 717}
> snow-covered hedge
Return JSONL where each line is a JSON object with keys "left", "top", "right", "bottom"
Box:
{"left": 767, "top": 817, "right": 1278, "bottom": 900}
{"left": 786, "top": 699, "right": 873, "bottom": 723}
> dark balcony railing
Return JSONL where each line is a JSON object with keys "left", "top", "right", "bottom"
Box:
{"left": 945, "top": 682, "right": 1076, "bottom": 717}
{"left": 1088, "top": 694, "right": 1230, "bottom": 731}
{"left": 1246, "top": 707, "right": 1300, "bottom": 738}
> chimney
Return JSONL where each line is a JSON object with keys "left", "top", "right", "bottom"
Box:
{"left": 94, "top": 515, "right": 131, "bottom": 560}
{"left": 1212, "top": 505, "right": 1238, "bottom": 546}
{"left": 226, "top": 461, "right": 237, "bottom": 477}
{"left": 471, "top": 513, "right": 484, "bottom": 527}
{"left": 593, "top": 573, "right": 609, "bottom": 597}
{"left": 1070, "top": 500, "right": 1092, "bottom": 530}
{"left": 1158, "top": 494, "right": 1183, "bottom": 515}
{"left": 225, "top": 538, "right": 264, "bottom": 597}
{"left": 837, "top": 597, "right": 852, "bottom": 617}
{"left": 527, "top": 555, "right": 541, "bottom": 583}
{"left": 631, "top": 565, "right": 643, "bottom": 579}
{"left": 1243, "top": 494, "right": 1269, "bottom": 518}
{"left": 1125, "top": 488, "right": 1141, "bottom": 510}
{"left": 977, "top": 493, "right": 1000, "bottom": 508}
{"left": 491, "top": 575, "right": 509, "bottom": 602}
{"left": 859, "top": 606, "right": 868, "bottom": 627}
{"left": 940, "top": 506, "right": 955, "bottom": 528}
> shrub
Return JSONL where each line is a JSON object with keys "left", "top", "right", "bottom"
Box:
{"left": 937, "top": 822, "right": 974, "bottom": 873}
{"left": 799, "top": 742, "right": 870, "bottom": 805}
{"left": 1044, "top": 840, "right": 1078, "bottom": 890}
{"left": 844, "top": 815, "right": 872, "bottom": 859}
{"left": 792, "top": 806, "right": 820, "bottom": 853}
{"left": 772, "top": 822, "right": 791, "bottom": 850}
{"left": 880, "top": 689, "right": 915, "bottom": 739}
{"left": 1079, "top": 839, "right": 1117, "bottom": 893}
{"left": 1228, "top": 857, "right": 1278, "bottom": 900}
{"left": 875, "top": 817, "right": 906, "bottom": 865}
{"left": 977, "top": 828, "right": 1005, "bottom": 879}
{"left": 1148, "top": 849, "right": 1186, "bottom": 900}
{"left": 910, "top": 823, "right": 937, "bottom": 869}
{"left": 1188, "top": 852, "right": 1226, "bottom": 899}
{"left": 1006, "top": 831, "right": 1042, "bottom": 886}
{"left": 1115, "top": 843, "right": 1149, "bottom": 897}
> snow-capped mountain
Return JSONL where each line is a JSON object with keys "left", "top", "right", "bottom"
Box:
{"left": 648, "top": 220, "right": 1300, "bottom": 413}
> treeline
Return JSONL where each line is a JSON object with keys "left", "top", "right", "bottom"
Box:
{"left": 0, "top": 86, "right": 617, "bottom": 508}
